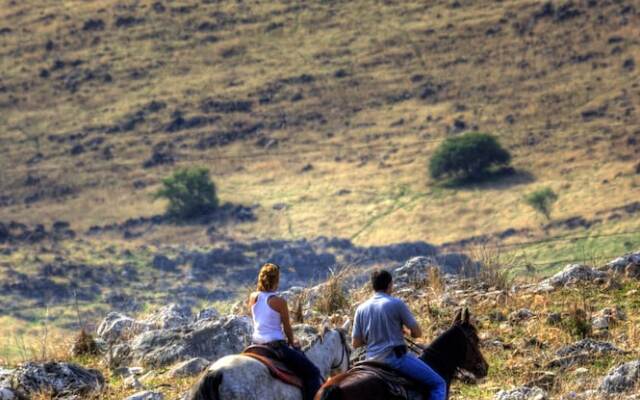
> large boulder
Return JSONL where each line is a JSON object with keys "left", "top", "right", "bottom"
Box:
{"left": 129, "top": 315, "right": 252, "bottom": 367}
{"left": 599, "top": 360, "right": 640, "bottom": 394}
{"left": 9, "top": 362, "right": 104, "bottom": 398}
{"left": 166, "top": 357, "right": 210, "bottom": 378}
{"left": 393, "top": 256, "right": 438, "bottom": 286}
{"left": 495, "top": 386, "right": 548, "bottom": 400}
{"left": 141, "top": 303, "right": 192, "bottom": 329}
{"left": 536, "top": 264, "right": 607, "bottom": 292}
{"left": 97, "top": 312, "right": 154, "bottom": 344}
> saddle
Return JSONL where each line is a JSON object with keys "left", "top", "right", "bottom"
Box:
{"left": 242, "top": 344, "right": 303, "bottom": 389}
{"left": 349, "top": 361, "right": 423, "bottom": 400}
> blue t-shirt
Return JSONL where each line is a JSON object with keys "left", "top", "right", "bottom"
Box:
{"left": 352, "top": 292, "right": 419, "bottom": 360}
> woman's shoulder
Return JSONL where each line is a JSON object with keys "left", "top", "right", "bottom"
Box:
{"left": 267, "top": 293, "right": 286, "bottom": 307}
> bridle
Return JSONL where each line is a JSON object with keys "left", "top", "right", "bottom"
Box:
{"left": 330, "top": 329, "right": 352, "bottom": 370}
{"left": 405, "top": 324, "right": 472, "bottom": 377}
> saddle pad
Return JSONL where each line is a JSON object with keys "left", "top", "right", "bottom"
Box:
{"left": 244, "top": 344, "right": 282, "bottom": 360}
{"left": 351, "top": 361, "right": 422, "bottom": 400}
{"left": 242, "top": 350, "right": 303, "bottom": 389}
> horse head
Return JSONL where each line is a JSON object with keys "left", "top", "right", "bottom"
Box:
{"left": 451, "top": 307, "right": 489, "bottom": 379}
{"left": 307, "top": 326, "right": 351, "bottom": 377}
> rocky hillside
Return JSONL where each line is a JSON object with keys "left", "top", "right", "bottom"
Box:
{"left": 1, "top": 0, "right": 640, "bottom": 384}
{"left": 1, "top": 250, "right": 640, "bottom": 399}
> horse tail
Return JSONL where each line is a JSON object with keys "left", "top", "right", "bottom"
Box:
{"left": 317, "top": 385, "right": 342, "bottom": 400}
{"left": 188, "top": 370, "right": 223, "bottom": 400}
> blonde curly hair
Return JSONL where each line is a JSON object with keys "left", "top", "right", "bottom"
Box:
{"left": 257, "top": 263, "right": 280, "bottom": 292}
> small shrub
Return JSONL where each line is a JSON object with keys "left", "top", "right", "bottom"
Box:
{"left": 524, "top": 187, "right": 558, "bottom": 220}
{"left": 429, "top": 132, "right": 511, "bottom": 182}
{"left": 155, "top": 167, "right": 218, "bottom": 220}
{"left": 562, "top": 306, "right": 591, "bottom": 339}
{"left": 71, "top": 329, "right": 99, "bottom": 357}
{"left": 468, "top": 246, "right": 514, "bottom": 292}
{"left": 426, "top": 266, "right": 445, "bottom": 294}
{"left": 315, "top": 268, "right": 349, "bottom": 315}
{"left": 292, "top": 292, "right": 307, "bottom": 323}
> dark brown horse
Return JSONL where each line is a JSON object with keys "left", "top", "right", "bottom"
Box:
{"left": 315, "top": 308, "right": 488, "bottom": 400}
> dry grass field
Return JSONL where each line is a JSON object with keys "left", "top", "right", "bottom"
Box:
{"left": 1, "top": 0, "right": 638, "bottom": 247}
{"left": 1, "top": 0, "right": 640, "bottom": 383}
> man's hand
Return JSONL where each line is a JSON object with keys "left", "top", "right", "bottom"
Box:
{"left": 405, "top": 324, "right": 422, "bottom": 338}
{"left": 352, "top": 336, "right": 365, "bottom": 349}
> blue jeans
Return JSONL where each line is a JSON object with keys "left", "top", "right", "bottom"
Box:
{"left": 275, "top": 343, "right": 323, "bottom": 400}
{"left": 385, "top": 352, "right": 446, "bottom": 400}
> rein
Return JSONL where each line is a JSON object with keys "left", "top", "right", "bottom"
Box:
{"left": 404, "top": 336, "right": 425, "bottom": 355}
{"left": 331, "top": 329, "right": 351, "bottom": 370}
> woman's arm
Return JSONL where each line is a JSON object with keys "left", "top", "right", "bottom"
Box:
{"left": 247, "top": 292, "right": 256, "bottom": 317}
{"left": 269, "top": 296, "right": 296, "bottom": 346}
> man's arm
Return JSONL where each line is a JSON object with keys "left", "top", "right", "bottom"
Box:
{"left": 352, "top": 336, "right": 365, "bottom": 349}
{"left": 352, "top": 308, "right": 365, "bottom": 348}
{"left": 399, "top": 301, "right": 421, "bottom": 338}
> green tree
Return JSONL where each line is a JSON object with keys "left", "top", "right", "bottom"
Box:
{"left": 429, "top": 132, "right": 511, "bottom": 182}
{"left": 524, "top": 187, "right": 558, "bottom": 221}
{"left": 155, "top": 167, "right": 218, "bottom": 220}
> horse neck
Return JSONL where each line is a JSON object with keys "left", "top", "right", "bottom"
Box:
{"left": 420, "top": 326, "right": 465, "bottom": 384}
{"left": 304, "top": 331, "right": 338, "bottom": 378}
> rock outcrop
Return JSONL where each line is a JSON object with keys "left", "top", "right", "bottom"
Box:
{"left": 8, "top": 362, "right": 104, "bottom": 399}
{"left": 536, "top": 264, "right": 607, "bottom": 292}
{"left": 599, "top": 360, "right": 640, "bottom": 394}
{"left": 120, "top": 315, "right": 252, "bottom": 368}
{"left": 97, "top": 312, "right": 154, "bottom": 344}
{"left": 605, "top": 251, "right": 640, "bottom": 274}
{"left": 556, "top": 339, "right": 627, "bottom": 358}
{"left": 125, "top": 390, "right": 164, "bottom": 400}
{"left": 166, "top": 357, "right": 210, "bottom": 378}
{"left": 495, "top": 386, "right": 548, "bottom": 400}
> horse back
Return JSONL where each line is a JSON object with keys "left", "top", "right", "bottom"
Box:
{"left": 316, "top": 369, "right": 417, "bottom": 400}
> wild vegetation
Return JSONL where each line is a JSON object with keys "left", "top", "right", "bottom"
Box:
{"left": 154, "top": 167, "right": 218, "bottom": 220}
{"left": 524, "top": 187, "right": 559, "bottom": 221}
{"left": 0, "top": 0, "right": 639, "bottom": 396}
{"left": 428, "top": 132, "right": 512, "bottom": 184}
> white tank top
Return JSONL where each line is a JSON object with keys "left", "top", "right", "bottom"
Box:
{"left": 251, "top": 291, "right": 286, "bottom": 344}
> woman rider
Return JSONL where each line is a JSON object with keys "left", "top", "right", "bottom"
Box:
{"left": 248, "top": 263, "right": 323, "bottom": 400}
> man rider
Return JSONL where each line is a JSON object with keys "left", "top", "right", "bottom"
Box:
{"left": 352, "top": 270, "right": 446, "bottom": 400}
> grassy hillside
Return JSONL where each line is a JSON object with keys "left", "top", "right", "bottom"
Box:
{"left": 1, "top": 0, "right": 640, "bottom": 368}
{"left": 1, "top": 0, "right": 638, "bottom": 248}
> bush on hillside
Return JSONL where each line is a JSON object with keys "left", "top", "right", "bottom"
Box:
{"left": 524, "top": 187, "right": 558, "bottom": 221}
{"left": 155, "top": 167, "right": 218, "bottom": 220}
{"left": 429, "top": 132, "right": 511, "bottom": 182}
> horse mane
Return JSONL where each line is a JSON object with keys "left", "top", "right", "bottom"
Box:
{"left": 301, "top": 328, "right": 337, "bottom": 352}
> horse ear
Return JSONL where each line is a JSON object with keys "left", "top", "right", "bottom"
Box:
{"left": 341, "top": 318, "right": 352, "bottom": 333}
{"left": 452, "top": 308, "right": 462, "bottom": 326}
{"left": 463, "top": 308, "right": 471, "bottom": 324}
